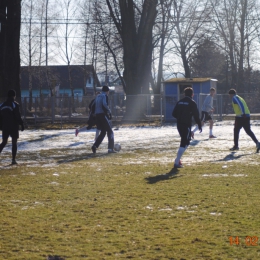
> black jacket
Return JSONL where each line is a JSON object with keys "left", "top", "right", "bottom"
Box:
{"left": 172, "top": 96, "right": 201, "bottom": 128}
{"left": 0, "top": 98, "right": 24, "bottom": 131}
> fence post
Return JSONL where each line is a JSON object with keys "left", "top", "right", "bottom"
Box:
{"left": 60, "top": 98, "right": 63, "bottom": 129}
{"left": 160, "top": 96, "right": 163, "bottom": 126}
{"left": 51, "top": 96, "right": 55, "bottom": 123}
{"left": 23, "top": 97, "right": 27, "bottom": 121}
{"left": 69, "top": 97, "right": 71, "bottom": 120}
{"left": 220, "top": 94, "right": 223, "bottom": 121}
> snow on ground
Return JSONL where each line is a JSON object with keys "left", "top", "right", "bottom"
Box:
{"left": 1, "top": 120, "right": 260, "bottom": 167}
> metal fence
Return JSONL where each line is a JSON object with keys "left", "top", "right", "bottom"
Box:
{"left": 19, "top": 94, "right": 164, "bottom": 127}
{"left": 16, "top": 93, "right": 260, "bottom": 127}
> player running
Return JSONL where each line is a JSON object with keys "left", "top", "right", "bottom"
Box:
{"left": 228, "top": 89, "right": 260, "bottom": 152}
{"left": 172, "top": 87, "right": 202, "bottom": 168}
{"left": 0, "top": 89, "right": 24, "bottom": 164}
{"left": 192, "top": 87, "right": 216, "bottom": 138}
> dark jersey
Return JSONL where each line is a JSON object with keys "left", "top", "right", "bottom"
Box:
{"left": 172, "top": 96, "right": 201, "bottom": 128}
{"left": 0, "top": 99, "right": 24, "bottom": 131}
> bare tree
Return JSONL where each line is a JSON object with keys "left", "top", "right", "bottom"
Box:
{"left": 56, "top": 0, "right": 80, "bottom": 111}
{"left": 211, "top": 0, "right": 260, "bottom": 92}
{"left": 92, "top": 1, "right": 125, "bottom": 91}
{"left": 21, "top": 0, "right": 39, "bottom": 110}
{"left": 170, "top": 0, "right": 212, "bottom": 78}
{"left": 152, "top": 0, "right": 175, "bottom": 94}
{"left": 105, "top": 0, "right": 158, "bottom": 95}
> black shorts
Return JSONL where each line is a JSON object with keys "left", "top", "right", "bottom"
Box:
{"left": 2, "top": 129, "right": 19, "bottom": 140}
{"left": 177, "top": 124, "right": 191, "bottom": 147}
{"left": 201, "top": 111, "right": 212, "bottom": 122}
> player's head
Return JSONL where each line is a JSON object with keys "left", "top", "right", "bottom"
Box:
{"left": 228, "top": 89, "right": 236, "bottom": 97}
{"left": 210, "top": 87, "right": 216, "bottom": 96}
{"left": 184, "top": 87, "right": 194, "bottom": 98}
{"left": 102, "top": 86, "right": 110, "bottom": 93}
{"left": 7, "top": 89, "right": 16, "bottom": 99}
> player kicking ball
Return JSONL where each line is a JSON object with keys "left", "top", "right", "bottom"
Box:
{"left": 172, "top": 87, "right": 202, "bottom": 168}
{"left": 192, "top": 87, "right": 216, "bottom": 139}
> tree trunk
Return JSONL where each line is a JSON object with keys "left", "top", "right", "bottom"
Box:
{"left": 0, "top": 0, "right": 21, "bottom": 99}
{"left": 123, "top": 0, "right": 157, "bottom": 95}
{"left": 107, "top": 0, "right": 158, "bottom": 95}
{"left": 237, "top": 0, "right": 247, "bottom": 92}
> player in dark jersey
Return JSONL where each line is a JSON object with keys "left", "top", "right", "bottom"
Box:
{"left": 172, "top": 87, "right": 202, "bottom": 168}
{"left": 0, "top": 89, "right": 24, "bottom": 164}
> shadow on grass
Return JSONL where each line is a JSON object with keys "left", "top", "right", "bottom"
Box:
{"left": 56, "top": 152, "right": 112, "bottom": 164}
{"left": 216, "top": 151, "right": 252, "bottom": 162}
{"left": 189, "top": 138, "right": 209, "bottom": 146}
{"left": 145, "top": 168, "right": 183, "bottom": 184}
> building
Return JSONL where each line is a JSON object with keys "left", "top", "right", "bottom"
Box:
{"left": 20, "top": 65, "right": 100, "bottom": 98}
{"left": 163, "top": 78, "right": 217, "bottom": 121}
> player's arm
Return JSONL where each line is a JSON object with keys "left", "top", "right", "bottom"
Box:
{"left": 191, "top": 102, "right": 202, "bottom": 131}
{"left": 14, "top": 103, "right": 24, "bottom": 130}
{"left": 172, "top": 102, "right": 179, "bottom": 118}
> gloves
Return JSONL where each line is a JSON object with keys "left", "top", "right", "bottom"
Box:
{"left": 21, "top": 124, "right": 25, "bottom": 131}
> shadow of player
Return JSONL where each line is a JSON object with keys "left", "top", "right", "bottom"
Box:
{"left": 145, "top": 168, "right": 183, "bottom": 184}
{"left": 215, "top": 151, "right": 252, "bottom": 162}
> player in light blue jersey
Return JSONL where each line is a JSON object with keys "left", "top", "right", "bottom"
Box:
{"left": 192, "top": 87, "right": 216, "bottom": 138}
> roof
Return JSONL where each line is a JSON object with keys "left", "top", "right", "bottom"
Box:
{"left": 20, "top": 65, "right": 100, "bottom": 90}
{"left": 164, "top": 78, "right": 217, "bottom": 83}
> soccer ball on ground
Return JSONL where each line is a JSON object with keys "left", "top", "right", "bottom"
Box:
{"left": 114, "top": 143, "right": 121, "bottom": 152}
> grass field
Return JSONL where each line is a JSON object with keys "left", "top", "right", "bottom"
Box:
{"left": 0, "top": 123, "right": 260, "bottom": 259}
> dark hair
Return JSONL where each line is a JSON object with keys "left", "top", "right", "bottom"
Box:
{"left": 228, "top": 89, "right": 236, "bottom": 95}
{"left": 184, "top": 87, "right": 193, "bottom": 97}
{"left": 210, "top": 87, "right": 216, "bottom": 92}
{"left": 102, "top": 85, "right": 110, "bottom": 92}
{"left": 7, "top": 89, "right": 16, "bottom": 97}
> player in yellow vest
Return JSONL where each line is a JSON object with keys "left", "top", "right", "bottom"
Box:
{"left": 228, "top": 89, "right": 260, "bottom": 152}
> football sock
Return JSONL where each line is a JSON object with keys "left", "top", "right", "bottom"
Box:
{"left": 210, "top": 129, "right": 213, "bottom": 136}
{"left": 175, "top": 147, "right": 185, "bottom": 165}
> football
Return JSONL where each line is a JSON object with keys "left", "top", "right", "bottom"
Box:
{"left": 114, "top": 143, "right": 121, "bottom": 152}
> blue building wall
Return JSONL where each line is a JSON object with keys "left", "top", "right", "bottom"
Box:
{"left": 164, "top": 79, "right": 215, "bottom": 122}
{"left": 164, "top": 83, "right": 178, "bottom": 95}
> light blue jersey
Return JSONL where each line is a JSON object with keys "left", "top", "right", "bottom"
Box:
{"left": 94, "top": 92, "right": 111, "bottom": 115}
{"left": 201, "top": 95, "right": 213, "bottom": 113}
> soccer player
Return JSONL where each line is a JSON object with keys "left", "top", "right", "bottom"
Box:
{"left": 0, "top": 89, "right": 24, "bottom": 164}
{"left": 228, "top": 89, "right": 260, "bottom": 152}
{"left": 172, "top": 87, "right": 202, "bottom": 168}
{"left": 192, "top": 87, "right": 216, "bottom": 138}
{"left": 91, "top": 86, "right": 116, "bottom": 154}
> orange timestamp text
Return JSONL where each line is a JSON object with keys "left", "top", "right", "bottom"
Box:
{"left": 229, "top": 236, "right": 258, "bottom": 246}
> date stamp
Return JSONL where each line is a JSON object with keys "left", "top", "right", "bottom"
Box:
{"left": 229, "top": 236, "right": 258, "bottom": 246}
